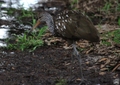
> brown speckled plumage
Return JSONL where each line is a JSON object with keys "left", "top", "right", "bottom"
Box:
{"left": 32, "top": 10, "right": 100, "bottom": 42}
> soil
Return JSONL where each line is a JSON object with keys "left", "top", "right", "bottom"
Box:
{"left": 0, "top": 43, "right": 119, "bottom": 85}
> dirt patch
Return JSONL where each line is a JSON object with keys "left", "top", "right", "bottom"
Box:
{"left": 0, "top": 44, "right": 119, "bottom": 85}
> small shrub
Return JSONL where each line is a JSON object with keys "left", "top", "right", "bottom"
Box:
{"left": 101, "top": 29, "right": 120, "bottom": 46}
{"left": 6, "top": 26, "right": 47, "bottom": 52}
{"left": 55, "top": 79, "right": 67, "bottom": 85}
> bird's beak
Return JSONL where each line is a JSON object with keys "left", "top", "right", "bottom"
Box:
{"left": 31, "top": 19, "right": 41, "bottom": 31}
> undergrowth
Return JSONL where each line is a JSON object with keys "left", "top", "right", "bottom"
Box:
{"left": 101, "top": 29, "right": 120, "bottom": 46}
{"left": 6, "top": 26, "right": 47, "bottom": 52}
{"left": 55, "top": 79, "right": 67, "bottom": 85}
{"left": 5, "top": 5, "right": 47, "bottom": 52}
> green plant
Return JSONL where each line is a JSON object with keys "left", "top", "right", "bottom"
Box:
{"left": 6, "top": 8, "right": 16, "bottom": 15}
{"left": 17, "top": 8, "right": 37, "bottom": 27}
{"left": 115, "top": 0, "right": 120, "bottom": 11}
{"left": 55, "top": 79, "right": 67, "bottom": 85}
{"left": 6, "top": 26, "right": 47, "bottom": 52}
{"left": 106, "top": 29, "right": 120, "bottom": 44}
{"left": 101, "top": 29, "right": 120, "bottom": 46}
{"left": 17, "top": 8, "right": 34, "bottom": 20}
{"left": 71, "top": 0, "right": 78, "bottom": 5}
{"left": 118, "top": 17, "right": 120, "bottom": 26}
{"left": 101, "top": 40, "right": 111, "bottom": 46}
{"left": 101, "top": 0, "right": 120, "bottom": 13}
{"left": 6, "top": 7, "right": 35, "bottom": 24}
{"left": 102, "top": 1, "right": 111, "bottom": 13}
{"left": 70, "top": 0, "right": 78, "bottom": 9}
{"left": 113, "top": 29, "right": 120, "bottom": 44}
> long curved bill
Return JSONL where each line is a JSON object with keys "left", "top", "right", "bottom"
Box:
{"left": 32, "top": 19, "right": 41, "bottom": 30}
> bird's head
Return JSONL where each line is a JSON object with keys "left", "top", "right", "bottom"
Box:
{"left": 37, "top": 12, "right": 52, "bottom": 22}
{"left": 32, "top": 12, "right": 54, "bottom": 32}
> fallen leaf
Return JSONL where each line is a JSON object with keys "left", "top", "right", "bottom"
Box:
{"left": 99, "top": 72, "right": 106, "bottom": 75}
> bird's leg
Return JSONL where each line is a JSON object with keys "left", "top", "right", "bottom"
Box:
{"left": 72, "top": 43, "right": 87, "bottom": 85}
{"left": 72, "top": 43, "right": 84, "bottom": 79}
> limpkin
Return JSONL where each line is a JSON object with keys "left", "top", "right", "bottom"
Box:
{"left": 32, "top": 10, "right": 100, "bottom": 84}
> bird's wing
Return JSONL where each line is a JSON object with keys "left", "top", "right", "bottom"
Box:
{"left": 54, "top": 10, "right": 99, "bottom": 41}
{"left": 76, "top": 13, "right": 99, "bottom": 41}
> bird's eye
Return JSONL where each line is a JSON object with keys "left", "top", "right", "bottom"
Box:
{"left": 38, "top": 16, "right": 41, "bottom": 19}
{"left": 39, "top": 15, "right": 42, "bottom": 18}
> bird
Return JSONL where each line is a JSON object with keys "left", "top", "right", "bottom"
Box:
{"left": 31, "top": 10, "right": 100, "bottom": 84}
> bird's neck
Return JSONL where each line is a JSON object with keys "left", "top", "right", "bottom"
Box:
{"left": 46, "top": 16, "right": 55, "bottom": 35}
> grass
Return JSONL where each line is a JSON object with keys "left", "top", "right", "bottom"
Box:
{"left": 101, "top": 39, "right": 111, "bottom": 46}
{"left": 102, "top": 1, "right": 111, "bottom": 13}
{"left": 6, "top": 6, "right": 36, "bottom": 25}
{"left": 101, "top": 0, "right": 120, "bottom": 13}
{"left": 55, "top": 79, "right": 67, "bottom": 85}
{"left": 113, "top": 29, "right": 120, "bottom": 44}
{"left": 98, "top": 0, "right": 120, "bottom": 26}
{"left": 70, "top": 0, "right": 78, "bottom": 9}
{"left": 18, "top": 8, "right": 34, "bottom": 20}
{"left": 100, "top": 0, "right": 120, "bottom": 45}
{"left": 118, "top": 17, "right": 120, "bottom": 26}
{"left": 6, "top": 26, "right": 47, "bottom": 52}
{"left": 5, "top": 6, "right": 47, "bottom": 52}
{"left": 101, "top": 29, "right": 120, "bottom": 46}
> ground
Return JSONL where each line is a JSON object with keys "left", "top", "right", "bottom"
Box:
{"left": 0, "top": 38, "right": 120, "bottom": 85}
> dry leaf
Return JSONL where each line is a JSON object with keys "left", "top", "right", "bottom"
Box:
{"left": 98, "top": 58, "right": 108, "bottom": 62}
{"left": 100, "top": 68, "right": 108, "bottom": 71}
{"left": 99, "top": 72, "right": 106, "bottom": 75}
